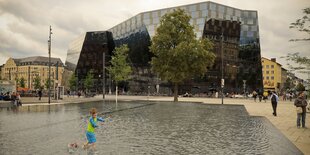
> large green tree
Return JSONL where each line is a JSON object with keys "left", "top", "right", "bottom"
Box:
{"left": 84, "top": 70, "right": 94, "bottom": 93}
{"left": 107, "top": 44, "right": 132, "bottom": 101}
{"left": 150, "top": 9, "right": 215, "bottom": 102}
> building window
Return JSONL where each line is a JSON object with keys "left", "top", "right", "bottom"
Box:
{"left": 271, "top": 65, "right": 274, "bottom": 68}
{"left": 266, "top": 71, "right": 269, "bottom": 74}
{"left": 271, "top": 71, "right": 274, "bottom": 74}
{"left": 271, "top": 76, "right": 274, "bottom": 80}
{"left": 266, "top": 65, "right": 269, "bottom": 69}
{"left": 266, "top": 76, "right": 269, "bottom": 80}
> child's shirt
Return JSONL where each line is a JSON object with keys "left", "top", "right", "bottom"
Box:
{"left": 87, "top": 117, "right": 105, "bottom": 133}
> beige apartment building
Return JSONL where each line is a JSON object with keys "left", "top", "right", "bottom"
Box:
{"left": 261, "top": 57, "right": 287, "bottom": 92}
{"left": 1, "top": 56, "right": 64, "bottom": 90}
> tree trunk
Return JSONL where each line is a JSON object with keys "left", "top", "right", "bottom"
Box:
{"left": 173, "top": 83, "right": 178, "bottom": 102}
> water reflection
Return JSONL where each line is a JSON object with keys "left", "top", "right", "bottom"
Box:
{"left": 0, "top": 101, "right": 302, "bottom": 155}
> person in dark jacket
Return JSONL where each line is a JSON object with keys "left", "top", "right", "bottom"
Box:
{"left": 270, "top": 91, "right": 279, "bottom": 116}
{"left": 294, "top": 92, "right": 308, "bottom": 128}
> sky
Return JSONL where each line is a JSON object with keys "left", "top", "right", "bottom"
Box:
{"left": 0, "top": 0, "right": 309, "bottom": 80}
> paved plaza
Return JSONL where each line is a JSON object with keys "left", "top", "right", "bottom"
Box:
{"left": 1, "top": 95, "right": 309, "bottom": 154}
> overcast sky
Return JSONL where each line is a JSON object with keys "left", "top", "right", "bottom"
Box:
{"left": 0, "top": 0, "right": 309, "bottom": 79}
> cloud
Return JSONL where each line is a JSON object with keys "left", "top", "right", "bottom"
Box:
{"left": 0, "top": 0, "right": 309, "bottom": 80}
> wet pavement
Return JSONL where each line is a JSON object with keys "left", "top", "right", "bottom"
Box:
{"left": 0, "top": 100, "right": 303, "bottom": 155}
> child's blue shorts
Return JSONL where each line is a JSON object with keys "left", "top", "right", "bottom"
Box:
{"left": 86, "top": 132, "right": 96, "bottom": 143}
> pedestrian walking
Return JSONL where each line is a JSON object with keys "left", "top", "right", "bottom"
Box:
{"left": 38, "top": 89, "right": 42, "bottom": 100}
{"left": 294, "top": 92, "right": 308, "bottom": 128}
{"left": 270, "top": 91, "right": 279, "bottom": 116}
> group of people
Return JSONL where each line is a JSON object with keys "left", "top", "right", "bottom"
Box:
{"left": 0, "top": 92, "right": 22, "bottom": 106}
{"left": 268, "top": 91, "right": 308, "bottom": 129}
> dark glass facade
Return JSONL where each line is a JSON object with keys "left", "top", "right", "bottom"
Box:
{"left": 200, "top": 19, "right": 263, "bottom": 94}
{"left": 65, "top": 31, "right": 114, "bottom": 91}
{"left": 65, "top": 2, "right": 263, "bottom": 95}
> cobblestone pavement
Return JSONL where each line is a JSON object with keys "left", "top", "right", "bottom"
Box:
{"left": 4, "top": 95, "right": 310, "bottom": 154}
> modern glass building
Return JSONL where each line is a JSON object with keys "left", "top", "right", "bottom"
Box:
{"left": 65, "top": 1, "right": 263, "bottom": 95}
{"left": 108, "top": 1, "right": 263, "bottom": 94}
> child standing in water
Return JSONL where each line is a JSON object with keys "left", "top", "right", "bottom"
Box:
{"left": 83, "top": 108, "right": 105, "bottom": 150}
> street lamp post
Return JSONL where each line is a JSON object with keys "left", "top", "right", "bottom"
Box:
{"left": 48, "top": 25, "right": 52, "bottom": 104}
{"left": 102, "top": 44, "right": 106, "bottom": 99}
{"left": 243, "top": 80, "right": 246, "bottom": 98}
{"left": 221, "top": 32, "right": 224, "bottom": 105}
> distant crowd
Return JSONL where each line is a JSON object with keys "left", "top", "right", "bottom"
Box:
{"left": 0, "top": 92, "right": 22, "bottom": 106}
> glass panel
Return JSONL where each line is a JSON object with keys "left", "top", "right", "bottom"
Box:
{"left": 210, "top": 3, "right": 216, "bottom": 11}
{"left": 199, "top": 3, "right": 207, "bottom": 10}
{"left": 235, "top": 10, "right": 241, "bottom": 17}
{"left": 189, "top": 5, "right": 197, "bottom": 12}
{"left": 152, "top": 11, "right": 158, "bottom": 18}
{"left": 227, "top": 8, "right": 233, "bottom": 15}
{"left": 191, "top": 11, "right": 199, "bottom": 18}
{"left": 218, "top": 5, "right": 225, "bottom": 13}
{"left": 247, "top": 18, "right": 254, "bottom": 25}
{"left": 196, "top": 18, "right": 205, "bottom": 24}
{"left": 210, "top": 11, "right": 216, "bottom": 18}
{"left": 143, "top": 12, "right": 150, "bottom": 19}
{"left": 202, "top": 10, "right": 208, "bottom": 17}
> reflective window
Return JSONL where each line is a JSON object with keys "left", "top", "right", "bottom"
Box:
{"left": 196, "top": 18, "right": 205, "bottom": 24}
{"left": 210, "top": 3, "right": 216, "bottom": 11}
{"left": 202, "top": 10, "right": 208, "bottom": 17}
{"left": 241, "top": 25, "right": 248, "bottom": 31}
{"left": 189, "top": 5, "right": 197, "bottom": 12}
{"left": 218, "top": 5, "right": 225, "bottom": 13}
{"left": 218, "top": 13, "right": 224, "bottom": 19}
{"left": 152, "top": 11, "right": 158, "bottom": 18}
{"left": 153, "top": 17, "right": 160, "bottom": 24}
{"left": 235, "top": 10, "right": 241, "bottom": 17}
{"left": 199, "top": 3, "right": 207, "bottom": 10}
{"left": 247, "top": 18, "right": 254, "bottom": 25}
{"left": 143, "top": 13, "right": 150, "bottom": 19}
{"left": 191, "top": 11, "right": 199, "bottom": 18}
{"left": 247, "top": 31, "right": 254, "bottom": 37}
{"left": 210, "top": 11, "right": 216, "bottom": 18}
{"left": 144, "top": 18, "right": 151, "bottom": 25}
{"left": 227, "top": 8, "right": 233, "bottom": 15}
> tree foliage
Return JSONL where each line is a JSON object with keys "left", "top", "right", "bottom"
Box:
{"left": 84, "top": 70, "right": 94, "bottom": 92}
{"left": 33, "top": 76, "right": 41, "bottom": 90}
{"left": 19, "top": 77, "right": 25, "bottom": 88}
{"left": 284, "top": 52, "right": 310, "bottom": 75}
{"left": 289, "top": 7, "right": 310, "bottom": 41}
{"left": 69, "top": 74, "right": 77, "bottom": 90}
{"left": 45, "top": 78, "right": 54, "bottom": 90}
{"left": 296, "top": 82, "right": 306, "bottom": 91}
{"left": 150, "top": 9, "right": 215, "bottom": 101}
{"left": 107, "top": 44, "right": 132, "bottom": 85}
